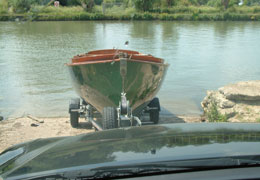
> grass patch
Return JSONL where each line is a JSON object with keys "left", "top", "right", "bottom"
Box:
{"left": 151, "top": 5, "right": 220, "bottom": 14}
{"left": 31, "top": 5, "right": 84, "bottom": 14}
{"left": 207, "top": 101, "right": 228, "bottom": 122}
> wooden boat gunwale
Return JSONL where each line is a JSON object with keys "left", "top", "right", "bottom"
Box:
{"left": 66, "top": 58, "right": 169, "bottom": 66}
{"left": 68, "top": 49, "right": 164, "bottom": 65}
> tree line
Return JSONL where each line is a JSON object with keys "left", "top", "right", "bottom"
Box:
{"left": 0, "top": 0, "right": 259, "bottom": 13}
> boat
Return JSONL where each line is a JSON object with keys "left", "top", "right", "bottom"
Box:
{"left": 66, "top": 49, "right": 169, "bottom": 130}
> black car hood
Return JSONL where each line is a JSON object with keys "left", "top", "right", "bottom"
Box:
{"left": 1, "top": 123, "right": 260, "bottom": 179}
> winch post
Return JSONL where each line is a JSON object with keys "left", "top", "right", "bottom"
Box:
{"left": 117, "top": 52, "right": 142, "bottom": 128}
{"left": 119, "top": 53, "right": 127, "bottom": 93}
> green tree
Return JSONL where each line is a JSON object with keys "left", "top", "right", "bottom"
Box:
{"left": 246, "top": 0, "right": 260, "bottom": 5}
{"left": 133, "top": 0, "right": 155, "bottom": 11}
{"left": 196, "top": 0, "right": 210, "bottom": 5}
{"left": 222, "top": 0, "right": 229, "bottom": 9}
{"left": 166, "top": 0, "right": 174, "bottom": 6}
{"left": 207, "top": 0, "right": 220, "bottom": 7}
{"left": 67, "top": 0, "right": 81, "bottom": 6}
{"left": 9, "top": 0, "right": 31, "bottom": 13}
{"left": 0, "top": 0, "right": 8, "bottom": 13}
{"left": 94, "top": 0, "right": 103, "bottom": 5}
{"left": 228, "top": 0, "right": 239, "bottom": 7}
{"left": 77, "top": 0, "right": 95, "bottom": 11}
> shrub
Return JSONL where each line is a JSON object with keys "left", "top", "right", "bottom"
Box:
{"left": 227, "top": 6, "right": 237, "bottom": 12}
{"left": 67, "top": 0, "right": 81, "bottom": 6}
{"left": 78, "top": 12, "right": 91, "bottom": 19}
{"left": 198, "top": 14, "right": 211, "bottom": 20}
{"left": 177, "top": 0, "right": 192, "bottom": 6}
{"left": 94, "top": 0, "right": 103, "bottom": 5}
{"left": 0, "top": 0, "right": 8, "bottom": 14}
{"left": 103, "top": 4, "right": 125, "bottom": 14}
{"left": 119, "top": 14, "right": 131, "bottom": 20}
{"left": 92, "top": 5, "right": 102, "bottom": 13}
{"left": 223, "top": 11, "right": 230, "bottom": 19}
{"left": 197, "top": 6, "right": 219, "bottom": 13}
{"left": 246, "top": 0, "right": 260, "bottom": 6}
{"left": 133, "top": 0, "right": 155, "bottom": 11}
{"left": 0, "top": 15, "right": 8, "bottom": 20}
{"left": 207, "top": 101, "right": 228, "bottom": 122}
{"left": 35, "top": 6, "right": 84, "bottom": 14}
{"left": 132, "top": 12, "right": 143, "bottom": 19}
{"left": 159, "top": 13, "right": 175, "bottom": 20}
{"left": 124, "top": 7, "right": 136, "bottom": 14}
{"left": 207, "top": 0, "right": 222, "bottom": 7}
{"left": 191, "top": 10, "right": 199, "bottom": 20}
{"left": 229, "top": 0, "right": 240, "bottom": 7}
{"left": 253, "top": 6, "right": 260, "bottom": 13}
{"left": 78, "top": 0, "right": 95, "bottom": 11}
{"left": 9, "top": 0, "right": 32, "bottom": 13}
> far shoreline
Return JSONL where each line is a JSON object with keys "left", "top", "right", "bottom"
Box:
{"left": 0, "top": 12, "right": 260, "bottom": 22}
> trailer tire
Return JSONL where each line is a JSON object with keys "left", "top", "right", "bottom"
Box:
{"left": 148, "top": 97, "right": 160, "bottom": 111}
{"left": 70, "top": 112, "right": 79, "bottom": 128}
{"left": 69, "top": 98, "right": 80, "bottom": 128}
{"left": 103, "top": 107, "right": 117, "bottom": 130}
{"left": 148, "top": 97, "right": 160, "bottom": 124}
{"left": 69, "top": 98, "right": 80, "bottom": 112}
{"left": 150, "top": 110, "right": 159, "bottom": 124}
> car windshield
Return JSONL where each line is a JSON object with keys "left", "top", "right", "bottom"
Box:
{"left": 0, "top": 0, "right": 260, "bottom": 179}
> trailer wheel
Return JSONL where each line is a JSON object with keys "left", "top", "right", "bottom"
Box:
{"left": 69, "top": 98, "right": 80, "bottom": 128}
{"left": 148, "top": 97, "right": 160, "bottom": 124}
{"left": 70, "top": 112, "right": 79, "bottom": 128}
{"left": 150, "top": 110, "right": 159, "bottom": 124}
{"left": 103, "top": 107, "right": 117, "bottom": 130}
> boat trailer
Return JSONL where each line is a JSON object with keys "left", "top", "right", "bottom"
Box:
{"left": 69, "top": 95, "right": 160, "bottom": 131}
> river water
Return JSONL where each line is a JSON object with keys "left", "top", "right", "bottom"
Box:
{"left": 0, "top": 21, "right": 259, "bottom": 118}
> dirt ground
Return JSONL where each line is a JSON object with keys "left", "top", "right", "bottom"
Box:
{"left": 0, "top": 115, "right": 202, "bottom": 153}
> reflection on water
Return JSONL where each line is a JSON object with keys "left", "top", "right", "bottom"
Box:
{"left": 0, "top": 21, "right": 260, "bottom": 117}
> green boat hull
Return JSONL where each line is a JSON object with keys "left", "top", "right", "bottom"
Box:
{"left": 68, "top": 60, "right": 168, "bottom": 116}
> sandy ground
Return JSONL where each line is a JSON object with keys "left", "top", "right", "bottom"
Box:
{"left": 0, "top": 115, "right": 202, "bottom": 153}
{"left": 0, "top": 117, "right": 94, "bottom": 153}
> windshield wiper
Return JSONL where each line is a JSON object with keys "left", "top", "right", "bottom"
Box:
{"left": 83, "top": 156, "right": 260, "bottom": 179}
{"left": 84, "top": 166, "right": 190, "bottom": 179}
{"left": 19, "top": 166, "right": 189, "bottom": 180}
{"left": 20, "top": 156, "right": 260, "bottom": 180}
{"left": 160, "top": 156, "right": 260, "bottom": 168}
